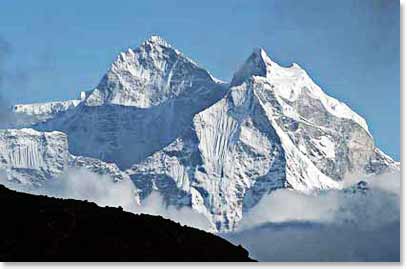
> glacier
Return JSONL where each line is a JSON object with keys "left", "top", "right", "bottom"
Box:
{"left": 0, "top": 128, "right": 137, "bottom": 202}
{"left": 3, "top": 36, "right": 399, "bottom": 232}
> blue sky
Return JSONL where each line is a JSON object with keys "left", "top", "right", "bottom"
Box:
{"left": 0, "top": 0, "right": 400, "bottom": 159}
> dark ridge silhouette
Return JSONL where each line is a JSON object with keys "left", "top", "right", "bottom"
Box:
{"left": 0, "top": 184, "right": 254, "bottom": 262}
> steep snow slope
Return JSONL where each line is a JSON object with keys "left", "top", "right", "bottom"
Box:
{"left": 0, "top": 128, "right": 134, "bottom": 189}
{"left": 127, "top": 84, "right": 288, "bottom": 231}
{"left": 36, "top": 36, "right": 227, "bottom": 168}
{"left": 127, "top": 48, "right": 398, "bottom": 231}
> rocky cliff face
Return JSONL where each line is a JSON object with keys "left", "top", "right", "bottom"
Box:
{"left": 6, "top": 36, "right": 399, "bottom": 232}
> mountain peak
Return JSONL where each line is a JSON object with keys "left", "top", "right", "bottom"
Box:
{"left": 252, "top": 47, "right": 268, "bottom": 61}
{"left": 142, "top": 35, "right": 172, "bottom": 48}
{"left": 231, "top": 48, "right": 273, "bottom": 86}
{"left": 85, "top": 35, "right": 223, "bottom": 108}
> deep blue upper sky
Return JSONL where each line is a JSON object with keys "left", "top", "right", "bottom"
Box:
{"left": 0, "top": 0, "right": 400, "bottom": 159}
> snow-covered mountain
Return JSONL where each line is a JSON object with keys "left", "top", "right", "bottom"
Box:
{"left": 31, "top": 36, "right": 227, "bottom": 168}
{"left": 0, "top": 128, "right": 134, "bottom": 190}
{"left": 85, "top": 35, "right": 226, "bottom": 108}
{"left": 11, "top": 94, "right": 85, "bottom": 127}
{"left": 3, "top": 36, "right": 399, "bottom": 232}
{"left": 126, "top": 48, "right": 398, "bottom": 231}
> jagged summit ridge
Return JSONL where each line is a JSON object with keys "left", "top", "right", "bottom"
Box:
{"left": 233, "top": 49, "right": 369, "bottom": 132}
{"left": 85, "top": 35, "right": 224, "bottom": 108}
{"left": 144, "top": 35, "right": 173, "bottom": 48}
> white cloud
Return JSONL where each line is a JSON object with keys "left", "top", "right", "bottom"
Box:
{"left": 225, "top": 171, "right": 401, "bottom": 261}
{"left": 238, "top": 189, "right": 339, "bottom": 229}
{"left": 133, "top": 192, "right": 214, "bottom": 232}
{"left": 0, "top": 168, "right": 213, "bottom": 232}
{"left": 238, "top": 171, "right": 400, "bottom": 231}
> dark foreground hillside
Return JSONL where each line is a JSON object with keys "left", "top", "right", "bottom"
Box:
{"left": 0, "top": 184, "right": 253, "bottom": 262}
